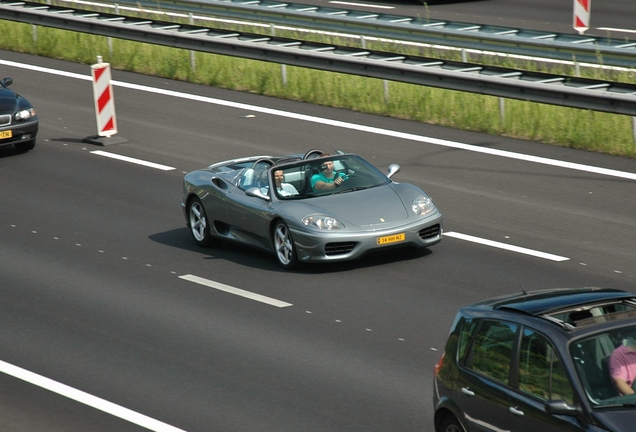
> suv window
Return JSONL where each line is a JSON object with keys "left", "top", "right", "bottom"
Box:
{"left": 469, "top": 320, "right": 518, "bottom": 383}
{"left": 570, "top": 325, "right": 636, "bottom": 405}
{"left": 518, "top": 328, "right": 574, "bottom": 404}
{"left": 457, "top": 318, "right": 477, "bottom": 363}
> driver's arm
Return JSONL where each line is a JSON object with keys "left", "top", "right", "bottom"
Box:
{"left": 614, "top": 377, "right": 635, "bottom": 395}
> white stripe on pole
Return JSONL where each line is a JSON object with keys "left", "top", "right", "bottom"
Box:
{"left": 91, "top": 56, "right": 118, "bottom": 137}
{"left": 573, "top": 0, "right": 591, "bottom": 35}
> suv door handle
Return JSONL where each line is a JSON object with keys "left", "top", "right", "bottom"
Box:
{"left": 509, "top": 407, "right": 524, "bottom": 416}
{"left": 461, "top": 387, "right": 475, "bottom": 396}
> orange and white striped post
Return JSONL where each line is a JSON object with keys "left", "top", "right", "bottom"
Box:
{"left": 91, "top": 56, "right": 117, "bottom": 137}
{"left": 573, "top": 0, "right": 591, "bottom": 35}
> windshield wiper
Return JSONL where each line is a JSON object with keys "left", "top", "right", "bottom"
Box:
{"left": 334, "top": 187, "right": 368, "bottom": 194}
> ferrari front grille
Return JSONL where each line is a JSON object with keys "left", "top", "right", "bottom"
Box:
{"left": 325, "top": 242, "right": 356, "bottom": 256}
{"left": 419, "top": 224, "right": 441, "bottom": 240}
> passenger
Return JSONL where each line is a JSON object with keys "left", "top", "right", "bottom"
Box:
{"left": 609, "top": 328, "right": 636, "bottom": 395}
{"left": 274, "top": 170, "right": 299, "bottom": 197}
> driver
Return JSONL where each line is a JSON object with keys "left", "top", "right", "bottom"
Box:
{"left": 609, "top": 327, "right": 636, "bottom": 395}
{"left": 311, "top": 156, "right": 346, "bottom": 190}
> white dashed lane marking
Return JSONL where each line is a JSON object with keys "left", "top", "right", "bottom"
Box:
{"left": 179, "top": 274, "right": 293, "bottom": 308}
{"left": 444, "top": 231, "right": 570, "bottom": 262}
{"left": 91, "top": 150, "right": 175, "bottom": 171}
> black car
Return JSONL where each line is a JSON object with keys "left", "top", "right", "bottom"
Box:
{"left": 0, "top": 77, "right": 38, "bottom": 151}
{"left": 434, "top": 287, "right": 636, "bottom": 432}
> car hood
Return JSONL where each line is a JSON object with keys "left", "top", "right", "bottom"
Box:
{"left": 298, "top": 185, "right": 410, "bottom": 227}
{"left": 0, "top": 89, "right": 18, "bottom": 113}
{"left": 592, "top": 409, "right": 636, "bottom": 430}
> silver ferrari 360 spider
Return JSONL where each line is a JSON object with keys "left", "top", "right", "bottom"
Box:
{"left": 182, "top": 150, "right": 442, "bottom": 269}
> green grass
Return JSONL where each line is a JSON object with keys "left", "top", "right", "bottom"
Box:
{"left": 1, "top": 19, "right": 634, "bottom": 158}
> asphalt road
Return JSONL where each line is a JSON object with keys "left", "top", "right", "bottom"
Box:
{"left": 1, "top": 48, "right": 635, "bottom": 431}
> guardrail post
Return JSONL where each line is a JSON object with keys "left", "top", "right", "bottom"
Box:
{"left": 31, "top": 24, "right": 36, "bottom": 43}
{"left": 190, "top": 13, "right": 196, "bottom": 72}
{"left": 384, "top": 80, "right": 389, "bottom": 104}
{"left": 499, "top": 98, "right": 505, "bottom": 125}
{"left": 633, "top": 117, "right": 636, "bottom": 147}
{"left": 281, "top": 64, "right": 287, "bottom": 86}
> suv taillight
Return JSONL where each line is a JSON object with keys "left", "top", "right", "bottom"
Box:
{"left": 434, "top": 352, "right": 445, "bottom": 377}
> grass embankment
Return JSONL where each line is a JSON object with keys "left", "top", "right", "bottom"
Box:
{"left": 1, "top": 19, "right": 634, "bottom": 158}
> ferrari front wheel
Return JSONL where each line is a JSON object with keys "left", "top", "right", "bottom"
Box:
{"left": 188, "top": 197, "right": 213, "bottom": 247}
{"left": 273, "top": 221, "right": 298, "bottom": 269}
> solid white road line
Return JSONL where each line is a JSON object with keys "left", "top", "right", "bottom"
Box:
{"left": 0, "top": 359, "right": 187, "bottom": 432}
{"left": 179, "top": 274, "right": 293, "bottom": 307}
{"left": 91, "top": 150, "right": 176, "bottom": 171}
{"left": 2, "top": 59, "right": 635, "bottom": 182}
{"left": 111, "top": 83, "right": 636, "bottom": 182}
{"left": 444, "top": 232, "right": 570, "bottom": 262}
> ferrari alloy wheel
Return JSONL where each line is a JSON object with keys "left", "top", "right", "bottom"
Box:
{"left": 438, "top": 416, "right": 465, "bottom": 432}
{"left": 273, "top": 221, "right": 298, "bottom": 269}
{"left": 188, "top": 198, "right": 213, "bottom": 247}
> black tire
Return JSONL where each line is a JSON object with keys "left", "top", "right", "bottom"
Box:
{"left": 272, "top": 220, "right": 298, "bottom": 269}
{"left": 439, "top": 415, "right": 465, "bottom": 432}
{"left": 15, "top": 139, "right": 35, "bottom": 152}
{"left": 188, "top": 197, "right": 214, "bottom": 247}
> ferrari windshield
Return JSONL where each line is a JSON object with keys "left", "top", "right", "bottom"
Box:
{"left": 272, "top": 155, "right": 391, "bottom": 199}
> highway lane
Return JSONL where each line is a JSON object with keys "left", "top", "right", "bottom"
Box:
{"left": 1, "top": 49, "right": 636, "bottom": 431}
{"left": 312, "top": 0, "right": 636, "bottom": 38}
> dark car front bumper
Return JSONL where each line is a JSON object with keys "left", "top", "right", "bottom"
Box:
{"left": 0, "top": 118, "right": 39, "bottom": 148}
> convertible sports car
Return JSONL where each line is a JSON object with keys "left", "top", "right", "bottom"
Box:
{"left": 0, "top": 77, "right": 38, "bottom": 151}
{"left": 182, "top": 150, "right": 442, "bottom": 268}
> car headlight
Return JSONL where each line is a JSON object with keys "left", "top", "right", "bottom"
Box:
{"left": 15, "top": 108, "right": 36, "bottom": 121}
{"left": 302, "top": 215, "right": 345, "bottom": 230}
{"left": 412, "top": 196, "right": 435, "bottom": 216}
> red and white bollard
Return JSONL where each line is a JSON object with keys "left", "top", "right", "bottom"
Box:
{"left": 573, "top": 0, "right": 591, "bottom": 35}
{"left": 91, "top": 56, "right": 117, "bottom": 137}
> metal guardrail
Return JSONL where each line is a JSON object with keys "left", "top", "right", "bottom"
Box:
{"left": 2, "top": 0, "right": 636, "bottom": 116}
{"left": 93, "top": 0, "right": 636, "bottom": 68}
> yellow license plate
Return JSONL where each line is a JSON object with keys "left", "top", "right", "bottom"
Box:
{"left": 377, "top": 233, "right": 405, "bottom": 245}
{"left": 0, "top": 130, "right": 12, "bottom": 140}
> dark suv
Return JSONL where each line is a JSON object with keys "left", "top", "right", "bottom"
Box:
{"left": 434, "top": 288, "right": 636, "bottom": 432}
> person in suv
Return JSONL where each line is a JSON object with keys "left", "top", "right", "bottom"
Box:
{"left": 433, "top": 287, "right": 636, "bottom": 432}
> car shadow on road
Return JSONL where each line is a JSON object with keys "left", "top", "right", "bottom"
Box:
{"left": 149, "top": 227, "right": 434, "bottom": 273}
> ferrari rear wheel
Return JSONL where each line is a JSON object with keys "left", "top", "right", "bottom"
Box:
{"left": 273, "top": 221, "right": 298, "bottom": 269}
{"left": 188, "top": 197, "right": 213, "bottom": 247}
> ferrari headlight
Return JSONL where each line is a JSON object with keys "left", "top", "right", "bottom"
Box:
{"left": 15, "top": 108, "right": 36, "bottom": 121}
{"left": 412, "top": 196, "right": 435, "bottom": 216}
{"left": 302, "top": 215, "right": 345, "bottom": 230}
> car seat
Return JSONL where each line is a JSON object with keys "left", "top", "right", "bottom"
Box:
{"left": 301, "top": 165, "right": 320, "bottom": 194}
